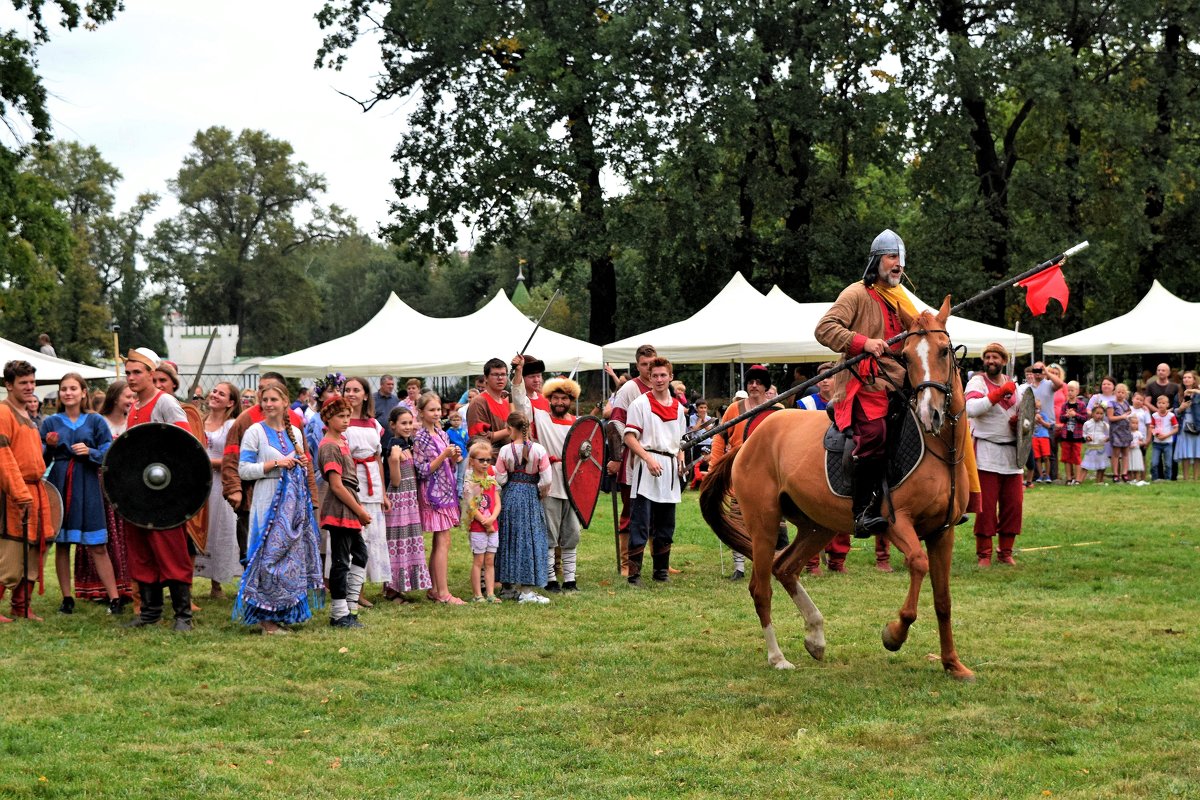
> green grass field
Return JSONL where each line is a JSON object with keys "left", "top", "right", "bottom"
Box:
{"left": 3, "top": 481, "right": 1199, "bottom": 799}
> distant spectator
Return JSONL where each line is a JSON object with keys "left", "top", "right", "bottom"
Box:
{"left": 1081, "top": 404, "right": 1110, "bottom": 483}
{"left": 38, "top": 333, "right": 56, "bottom": 358}
{"left": 373, "top": 375, "right": 399, "bottom": 429}
{"left": 1106, "top": 383, "right": 1134, "bottom": 482}
{"left": 27, "top": 395, "right": 43, "bottom": 427}
{"left": 1174, "top": 370, "right": 1200, "bottom": 480}
{"left": 1144, "top": 363, "right": 1180, "bottom": 411}
{"left": 458, "top": 375, "right": 487, "bottom": 406}
{"left": 398, "top": 378, "right": 422, "bottom": 414}
{"left": 1058, "top": 381, "right": 1086, "bottom": 485}
{"left": 1149, "top": 395, "right": 1179, "bottom": 481}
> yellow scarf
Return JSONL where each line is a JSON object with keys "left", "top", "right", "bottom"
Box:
{"left": 874, "top": 283, "right": 918, "bottom": 319}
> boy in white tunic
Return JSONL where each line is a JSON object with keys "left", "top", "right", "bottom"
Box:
{"left": 623, "top": 357, "right": 686, "bottom": 586}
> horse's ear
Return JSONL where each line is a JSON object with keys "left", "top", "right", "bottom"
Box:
{"left": 898, "top": 303, "right": 916, "bottom": 330}
{"left": 937, "top": 295, "right": 951, "bottom": 323}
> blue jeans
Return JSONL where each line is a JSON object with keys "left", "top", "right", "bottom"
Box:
{"left": 1151, "top": 442, "right": 1173, "bottom": 479}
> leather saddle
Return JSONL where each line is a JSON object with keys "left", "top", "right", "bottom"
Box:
{"left": 823, "top": 402, "right": 925, "bottom": 499}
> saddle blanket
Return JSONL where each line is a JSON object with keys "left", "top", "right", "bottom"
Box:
{"left": 824, "top": 406, "right": 925, "bottom": 498}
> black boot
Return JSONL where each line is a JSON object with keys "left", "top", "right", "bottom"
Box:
{"left": 126, "top": 583, "right": 163, "bottom": 628}
{"left": 168, "top": 582, "right": 194, "bottom": 632}
{"left": 651, "top": 547, "right": 671, "bottom": 582}
{"left": 627, "top": 547, "right": 645, "bottom": 587}
{"left": 852, "top": 457, "right": 888, "bottom": 538}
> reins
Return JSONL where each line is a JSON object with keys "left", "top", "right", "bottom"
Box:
{"left": 854, "top": 327, "right": 966, "bottom": 537}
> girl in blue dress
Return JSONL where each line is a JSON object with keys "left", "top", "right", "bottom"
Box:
{"left": 41, "top": 373, "right": 119, "bottom": 615}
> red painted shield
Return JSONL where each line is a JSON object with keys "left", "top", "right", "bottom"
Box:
{"left": 563, "top": 415, "right": 606, "bottom": 529}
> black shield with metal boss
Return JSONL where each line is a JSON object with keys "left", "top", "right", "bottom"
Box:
{"left": 101, "top": 423, "right": 212, "bottom": 530}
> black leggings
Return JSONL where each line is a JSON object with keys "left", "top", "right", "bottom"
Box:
{"left": 327, "top": 526, "right": 368, "bottom": 601}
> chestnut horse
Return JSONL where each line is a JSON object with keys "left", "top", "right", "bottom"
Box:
{"left": 700, "top": 297, "right": 975, "bottom": 680}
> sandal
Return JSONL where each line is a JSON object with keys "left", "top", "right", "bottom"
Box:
{"left": 438, "top": 595, "right": 466, "bottom": 605}
{"left": 426, "top": 589, "right": 440, "bottom": 602}
{"left": 487, "top": 595, "right": 502, "bottom": 604}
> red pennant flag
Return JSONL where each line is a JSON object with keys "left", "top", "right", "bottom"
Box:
{"left": 1017, "top": 264, "right": 1069, "bottom": 316}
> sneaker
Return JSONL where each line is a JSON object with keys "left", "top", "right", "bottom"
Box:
{"left": 330, "top": 615, "right": 364, "bottom": 628}
{"left": 498, "top": 587, "right": 520, "bottom": 601}
{"left": 58, "top": 597, "right": 75, "bottom": 615}
{"left": 517, "top": 591, "right": 549, "bottom": 604}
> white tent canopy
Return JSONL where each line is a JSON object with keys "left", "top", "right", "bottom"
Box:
{"left": 441, "top": 290, "right": 604, "bottom": 375}
{"left": 603, "top": 273, "right": 1034, "bottom": 366}
{"left": 261, "top": 290, "right": 603, "bottom": 378}
{"left": 1044, "top": 280, "right": 1200, "bottom": 355}
{"left": 603, "top": 273, "right": 812, "bottom": 364}
{"left": 1, "top": 338, "right": 113, "bottom": 383}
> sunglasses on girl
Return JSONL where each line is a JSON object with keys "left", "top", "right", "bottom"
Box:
{"left": 473, "top": 457, "right": 493, "bottom": 464}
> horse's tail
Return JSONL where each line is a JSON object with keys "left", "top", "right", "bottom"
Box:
{"left": 699, "top": 448, "right": 752, "bottom": 559}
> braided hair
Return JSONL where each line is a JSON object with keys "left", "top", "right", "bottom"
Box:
{"left": 259, "top": 384, "right": 303, "bottom": 461}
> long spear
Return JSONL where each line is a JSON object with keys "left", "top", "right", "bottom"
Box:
{"left": 187, "top": 327, "right": 220, "bottom": 402}
{"left": 681, "top": 241, "right": 1089, "bottom": 449}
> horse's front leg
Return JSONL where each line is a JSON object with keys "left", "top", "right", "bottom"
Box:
{"left": 927, "top": 526, "right": 975, "bottom": 681}
{"left": 880, "top": 515, "right": 928, "bottom": 652}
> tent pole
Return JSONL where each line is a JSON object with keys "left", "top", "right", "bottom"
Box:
{"left": 701, "top": 364, "right": 706, "bottom": 401}
{"left": 1107, "top": 354, "right": 1112, "bottom": 377}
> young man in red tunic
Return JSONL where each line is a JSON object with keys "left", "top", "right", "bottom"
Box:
{"left": 122, "top": 348, "right": 198, "bottom": 631}
{"left": 0, "top": 360, "right": 54, "bottom": 622}
{"left": 466, "top": 358, "right": 513, "bottom": 457}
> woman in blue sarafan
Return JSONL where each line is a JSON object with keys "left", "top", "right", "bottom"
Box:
{"left": 233, "top": 384, "right": 324, "bottom": 634}
{"left": 41, "top": 373, "right": 120, "bottom": 615}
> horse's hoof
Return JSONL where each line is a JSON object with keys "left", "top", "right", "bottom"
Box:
{"left": 770, "top": 658, "right": 796, "bottom": 670}
{"left": 804, "top": 638, "right": 826, "bottom": 662}
{"left": 945, "top": 662, "right": 976, "bottom": 682}
{"left": 881, "top": 623, "right": 904, "bottom": 652}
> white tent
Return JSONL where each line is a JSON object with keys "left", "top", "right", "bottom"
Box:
{"left": 603, "top": 273, "right": 1034, "bottom": 366}
{"left": 439, "top": 290, "right": 604, "bottom": 375}
{"left": 1044, "top": 280, "right": 1200, "bottom": 355}
{"left": 761, "top": 286, "right": 1034, "bottom": 359}
{"left": 0, "top": 337, "right": 113, "bottom": 383}
{"left": 259, "top": 293, "right": 438, "bottom": 378}
{"left": 603, "top": 272, "right": 805, "bottom": 364}
{"left": 261, "top": 290, "right": 603, "bottom": 378}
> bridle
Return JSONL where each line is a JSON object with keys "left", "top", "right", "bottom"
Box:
{"left": 867, "top": 326, "right": 968, "bottom": 536}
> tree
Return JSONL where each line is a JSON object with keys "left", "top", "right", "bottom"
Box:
{"left": 26, "top": 141, "right": 155, "bottom": 360}
{"left": 0, "top": 2, "right": 121, "bottom": 354}
{"left": 316, "top": 1, "right": 671, "bottom": 346}
{"left": 149, "top": 127, "right": 349, "bottom": 355}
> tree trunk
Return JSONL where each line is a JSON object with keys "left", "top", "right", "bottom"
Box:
{"left": 1140, "top": 18, "right": 1181, "bottom": 295}
{"left": 568, "top": 103, "right": 616, "bottom": 345}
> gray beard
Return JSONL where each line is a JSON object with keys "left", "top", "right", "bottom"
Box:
{"left": 879, "top": 270, "right": 902, "bottom": 287}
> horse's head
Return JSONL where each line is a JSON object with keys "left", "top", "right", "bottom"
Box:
{"left": 898, "top": 295, "right": 957, "bottom": 436}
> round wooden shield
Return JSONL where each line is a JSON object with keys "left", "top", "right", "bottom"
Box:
{"left": 1014, "top": 388, "right": 1036, "bottom": 466}
{"left": 562, "top": 415, "right": 605, "bottom": 529}
{"left": 101, "top": 422, "right": 212, "bottom": 530}
{"left": 41, "top": 480, "right": 64, "bottom": 535}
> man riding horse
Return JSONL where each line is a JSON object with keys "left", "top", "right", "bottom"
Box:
{"left": 815, "top": 229, "right": 919, "bottom": 537}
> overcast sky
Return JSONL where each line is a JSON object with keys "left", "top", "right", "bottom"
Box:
{"left": 3, "top": 0, "right": 403, "bottom": 237}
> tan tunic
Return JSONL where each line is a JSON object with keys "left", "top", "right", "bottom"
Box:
{"left": 814, "top": 282, "right": 906, "bottom": 403}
